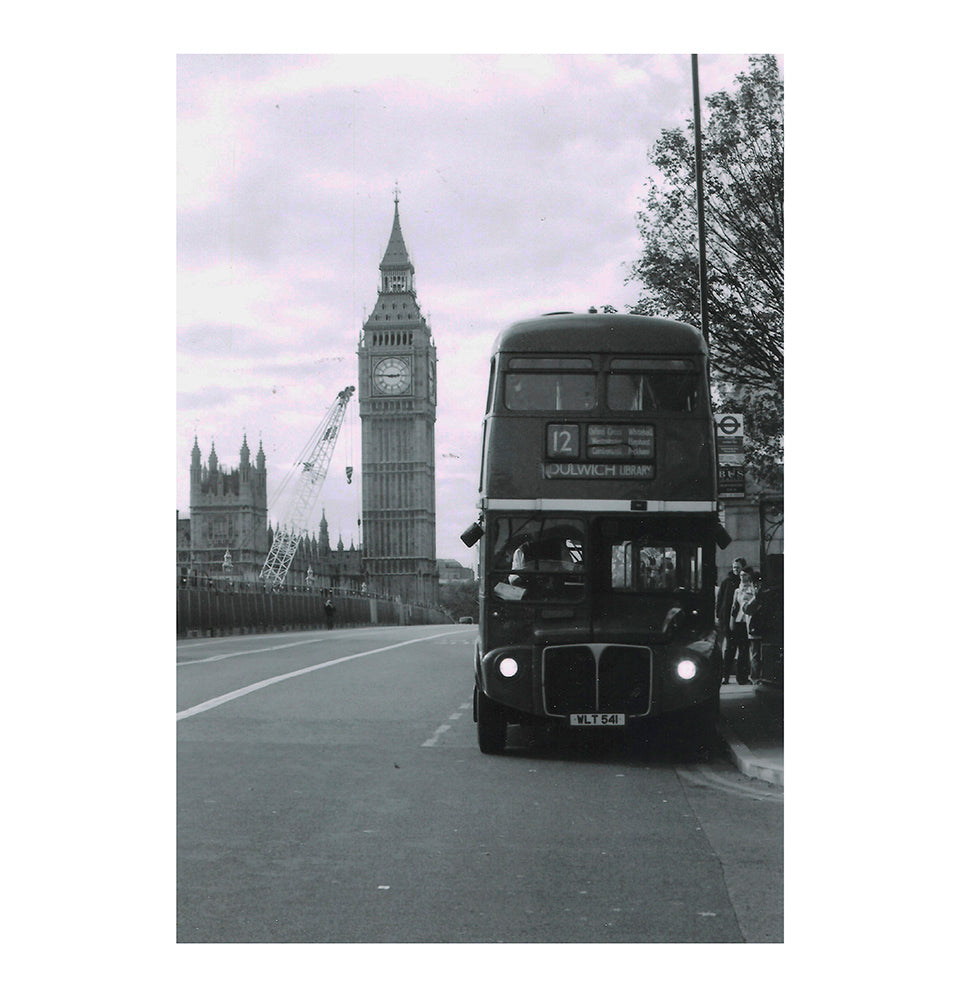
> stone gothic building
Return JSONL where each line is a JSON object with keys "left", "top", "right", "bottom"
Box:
{"left": 178, "top": 436, "right": 362, "bottom": 590}
{"left": 183, "top": 435, "right": 268, "bottom": 580}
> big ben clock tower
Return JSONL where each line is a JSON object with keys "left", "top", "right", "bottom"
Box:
{"left": 357, "top": 192, "right": 439, "bottom": 604}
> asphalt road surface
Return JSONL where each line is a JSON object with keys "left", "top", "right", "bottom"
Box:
{"left": 177, "top": 625, "right": 783, "bottom": 943}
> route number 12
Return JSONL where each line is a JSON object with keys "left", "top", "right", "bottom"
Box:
{"left": 546, "top": 424, "right": 580, "bottom": 459}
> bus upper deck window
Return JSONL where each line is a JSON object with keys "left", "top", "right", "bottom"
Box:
{"left": 653, "top": 374, "right": 701, "bottom": 412}
{"left": 504, "top": 373, "right": 596, "bottom": 411}
{"left": 607, "top": 373, "right": 701, "bottom": 412}
{"left": 608, "top": 373, "right": 657, "bottom": 411}
{"left": 485, "top": 357, "right": 496, "bottom": 413}
{"left": 608, "top": 358, "right": 701, "bottom": 413}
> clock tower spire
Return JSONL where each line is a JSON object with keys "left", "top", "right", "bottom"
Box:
{"left": 379, "top": 186, "right": 415, "bottom": 293}
{"left": 357, "top": 193, "right": 438, "bottom": 605}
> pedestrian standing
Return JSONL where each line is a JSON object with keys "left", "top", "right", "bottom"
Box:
{"left": 716, "top": 557, "right": 746, "bottom": 683}
{"left": 744, "top": 556, "right": 784, "bottom": 685}
{"left": 741, "top": 572, "right": 764, "bottom": 682}
{"left": 729, "top": 567, "right": 758, "bottom": 685}
{"left": 324, "top": 596, "right": 335, "bottom": 629}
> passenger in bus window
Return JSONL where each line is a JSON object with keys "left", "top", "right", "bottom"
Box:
{"left": 637, "top": 547, "right": 676, "bottom": 591}
{"left": 662, "top": 556, "right": 676, "bottom": 589}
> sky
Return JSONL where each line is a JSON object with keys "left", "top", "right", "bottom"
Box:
{"left": 177, "top": 53, "right": 770, "bottom": 566}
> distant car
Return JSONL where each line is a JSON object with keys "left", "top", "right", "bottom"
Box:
{"left": 459, "top": 616, "right": 474, "bottom": 624}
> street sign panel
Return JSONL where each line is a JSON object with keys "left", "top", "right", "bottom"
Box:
{"left": 718, "top": 464, "right": 746, "bottom": 496}
{"left": 715, "top": 413, "right": 744, "bottom": 437}
{"left": 715, "top": 413, "right": 745, "bottom": 498}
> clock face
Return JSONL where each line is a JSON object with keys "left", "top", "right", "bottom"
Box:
{"left": 373, "top": 356, "right": 412, "bottom": 394}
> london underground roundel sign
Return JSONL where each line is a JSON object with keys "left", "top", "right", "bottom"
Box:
{"left": 715, "top": 413, "right": 744, "bottom": 436}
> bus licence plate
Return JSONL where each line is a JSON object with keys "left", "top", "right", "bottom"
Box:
{"left": 569, "top": 713, "right": 625, "bottom": 726}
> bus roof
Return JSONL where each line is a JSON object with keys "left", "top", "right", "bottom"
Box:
{"left": 492, "top": 313, "right": 706, "bottom": 357}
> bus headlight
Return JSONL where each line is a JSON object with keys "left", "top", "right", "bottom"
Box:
{"left": 676, "top": 658, "right": 698, "bottom": 681}
{"left": 498, "top": 657, "right": 519, "bottom": 678}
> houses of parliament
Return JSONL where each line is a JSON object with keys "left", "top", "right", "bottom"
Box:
{"left": 177, "top": 195, "right": 441, "bottom": 605}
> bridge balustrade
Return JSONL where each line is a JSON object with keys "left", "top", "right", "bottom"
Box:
{"left": 176, "top": 583, "right": 450, "bottom": 637}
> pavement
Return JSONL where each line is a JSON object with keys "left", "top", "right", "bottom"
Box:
{"left": 717, "top": 682, "right": 783, "bottom": 786}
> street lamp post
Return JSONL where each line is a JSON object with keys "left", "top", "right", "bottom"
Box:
{"left": 691, "top": 54, "right": 710, "bottom": 349}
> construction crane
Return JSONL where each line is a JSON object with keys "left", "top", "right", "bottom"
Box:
{"left": 260, "top": 385, "right": 355, "bottom": 587}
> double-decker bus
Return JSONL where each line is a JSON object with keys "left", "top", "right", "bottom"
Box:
{"left": 461, "top": 312, "right": 729, "bottom": 754}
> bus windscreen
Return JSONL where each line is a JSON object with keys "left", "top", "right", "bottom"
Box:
{"left": 490, "top": 516, "right": 585, "bottom": 602}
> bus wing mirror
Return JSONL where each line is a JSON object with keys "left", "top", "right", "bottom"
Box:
{"left": 460, "top": 522, "right": 484, "bottom": 548}
{"left": 715, "top": 521, "right": 732, "bottom": 550}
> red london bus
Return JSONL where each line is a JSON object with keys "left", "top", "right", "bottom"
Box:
{"left": 461, "top": 312, "right": 730, "bottom": 754}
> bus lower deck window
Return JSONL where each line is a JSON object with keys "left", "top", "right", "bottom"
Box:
{"left": 607, "top": 541, "right": 703, "bottom": 593}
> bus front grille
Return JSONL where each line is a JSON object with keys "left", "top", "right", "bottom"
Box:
{"left": 542, "top": 644, "right": 652, "bottom": 716}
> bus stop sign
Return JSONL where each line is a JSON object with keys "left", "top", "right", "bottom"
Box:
{"left": 715, "top": 412, "right": 745, "bottom": 497}
{"left": 715, "top": 413, "right": 743, "bottom": 437}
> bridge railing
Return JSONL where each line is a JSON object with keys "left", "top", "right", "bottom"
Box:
{"left": 176, "top": 584, "right": 451, "bottom": 637}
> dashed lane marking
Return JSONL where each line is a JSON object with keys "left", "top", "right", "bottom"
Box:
{"left": 422, "top": 725, "right": 451, "bottom": 747}
{"left": 176, "top": 631, "right": 462, "bottom": 721}
{"left": 422, "top": 701, "right": 472, "bottom": 747}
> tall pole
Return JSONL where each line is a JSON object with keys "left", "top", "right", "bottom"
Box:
{"left": 691, "top": 54, "right": 710, "bottom": 347}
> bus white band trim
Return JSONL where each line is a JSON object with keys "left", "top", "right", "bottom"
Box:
{"left": 482, "top": 499, "right": 717, "bottom": 512}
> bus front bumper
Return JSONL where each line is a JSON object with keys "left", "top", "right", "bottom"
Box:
{"left": 478, "top": 639, "right": 719, "bottom": 723}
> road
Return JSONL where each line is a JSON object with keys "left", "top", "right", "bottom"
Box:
{"left": 177, "top": 625, "right": 782, "bottom": 943}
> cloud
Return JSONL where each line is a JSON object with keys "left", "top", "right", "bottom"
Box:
{"left": 177, "top": 53, "right": 764, "bottom": 558}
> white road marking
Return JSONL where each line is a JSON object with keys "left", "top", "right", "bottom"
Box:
{"left": 422, "top": 725, "right": 451, "bottom": 747}
{"left": 177, "top": 626, "right": 441, "bottom": 666}
{"left": 176, "top": 631, "right": 461, "bottom": 721}
{"left": 178, "top": 636, "right": 336, "bottom": 666}
{"left": 422, "top": 702, "right": 474, "bottom": 747}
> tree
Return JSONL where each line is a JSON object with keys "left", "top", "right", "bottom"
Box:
{"left": 438, "top": 579, "right": 479, "bottom": 621}
{"left": 627, "top": 54, "right": 783, "bottom": 491}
